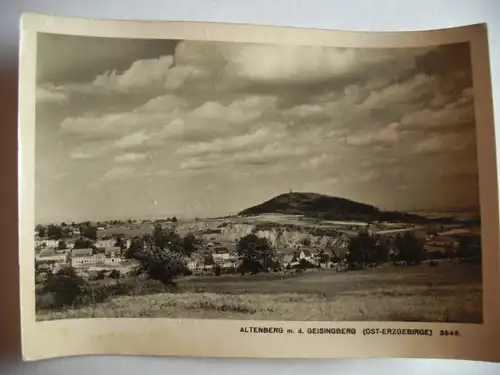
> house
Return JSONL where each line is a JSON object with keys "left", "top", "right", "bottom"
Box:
{"left": 35, "top": 248, "right": 68, "bottom": 263}
{"left": 104, "top": 256, "right": 123, "bottom": 265}
{"left": 104, "top": 246, "right": 122, "bottom": 256}
{"left": 35, "top": 239, "right": 60, "bottom": 248}
{"left": 279, "top": 254, "right": 295, "bottom": 267}
{"left": 331, "top": 234, "right": 350, "bottom": 248}
{"left": 71, "top": 248, "right": 93, "bottom": 257}
{"left": 186, "top": 253, "right": 205, "bottom": 270}
{"left": 214, "top": 255, "right": 240, "bottom": 269}
{"left": 71, "top": 251, "right": 107, "bottom": 268}
{"left": 212, "top": 250, "right": 231, "bottom": 262}
{"left": 95, "top": 239, "right": 116, "bottom": 248}
{"left": 186, "top": 253, "right": 215, "bottom": 271}
{"left": 70, "top": 248, "right": 93, "bottom": 267}
{"left": 298, "top": 249, "right": 314, "bottom": 262}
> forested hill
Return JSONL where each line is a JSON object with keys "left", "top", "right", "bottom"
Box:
{"left": 238, "top": 192, "right": 427, "bottom": 223}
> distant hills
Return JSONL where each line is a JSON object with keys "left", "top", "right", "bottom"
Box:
{"left": 238, "top": 192, "right": 429, "bottom": 223}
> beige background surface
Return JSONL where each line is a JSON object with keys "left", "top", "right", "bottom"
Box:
{"left": 2, "top": 0, "right": 500, "bottom": 374}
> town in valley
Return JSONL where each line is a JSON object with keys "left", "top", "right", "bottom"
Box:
{"left": 34, "top": 192, "right": 482, "bottom": 323}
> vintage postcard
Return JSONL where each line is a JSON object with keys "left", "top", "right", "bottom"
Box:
{"left": 18, "top": 13, "right": 499, "bottom": 361}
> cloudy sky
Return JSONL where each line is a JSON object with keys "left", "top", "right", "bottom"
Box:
{"left": 35, "top": 33, "right": 479, "bottom": 223}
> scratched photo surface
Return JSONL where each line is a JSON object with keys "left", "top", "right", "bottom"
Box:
{"left": 34, "top": 34, "right": 482, "bottom": 323}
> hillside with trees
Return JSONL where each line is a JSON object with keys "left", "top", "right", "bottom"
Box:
{"left": 238, "top": 192, "right": 428, "bottom": 223}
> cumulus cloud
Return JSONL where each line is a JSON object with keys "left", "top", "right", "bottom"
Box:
{"left": 114, "top": 152, "right": 147, "bottom": 163}
{"left": 157, "top": 96, "right": 277, "bottom": 142}
{"left": 102, "top": 167, "right": 135, "bottom": 181}
{"left": 69, "top": 142, "right": 109, "bottom": 160}
{"left": 37, "top": 38, "right": 480, "bottom": 217}
{"left": 60, "top": 94, "right": 277, "bottom": 154}
{"left": 179, "top": 137, "right": 311, "bottom": 173}
{"left": 164, "top": 65, "right": 209, "bottom": 89}
{"left": 358, "top": 74, "right": 436, "bottom": 111}
{"left": 412, "top": 131, "right": 476, "bottom": 155}
{"left": 36, "top": 84, "right": 68, "bottom": 104}
{"left": 179, "top": 158, "right": 216, "bottom": 171}
{"left": 176, "top": 127, "right": 284, "bottom": 157}
{"left": 93, "top": 55, "right": 174, "bottom": 91}
{"left": 139, "top": 94, "right": 189, "bottom": 112}
{"left": 401, "top": 106, "right": 474, "bottom": 129}
{"left": 298, "top": 153, "right": 334, "bottom": 170}
{"left": 230, "top": 143, "right": 310, "bottom": 166}
{"left": 114, "top": 131, "right": 155, "bottom": 149}
{"left": 282, "top": 104, "right": 325, "bottom": 118}
{"left": 60, "top": 112, "right": 143, "bottom": 139}
{"left": 345, "top": 122, "right": 402, "bottom": 147}
{"left": 218, "top": 43, "right": 431, "bottom": 84}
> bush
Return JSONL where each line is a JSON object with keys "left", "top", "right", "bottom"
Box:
{"left": 109, "top": 269, "right": 121, "bottom": 279}
{"left": 39, "top": 267, "right": 90, "bottom": 310}
{"left": 456, "top": 236, "right": 481, "bottom": 260}
{"left": 131, "top": 247, "right": 188, "bottom": 285}
{"left": 237, "top": 234, "right": 276, "bottom": 274}
{"left": 296, "top": 258, "right": 316, "bottom": 270}
{"left": 223, "top": 266, "right": 238, "bottom": 275}
{"left": 214, "top": 265, "right": 222, "bottom": 276}
{"left": 394, "top": 232, "right": 425, "bottom": 265}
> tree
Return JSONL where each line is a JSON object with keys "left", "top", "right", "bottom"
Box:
{"left": 373, "top": 237, "right": 390, "bottom": 264}
{"left": 182, "top": 233, "right": 197, "bottom": 256}
{"left": 125, "top": 237, "right": 143, "bottom": 258}
{"left": 114, "top": 236, "right": 126, "bottom": 250}
{"left": 394, "top": 232, "right": 425, "bottom": 265}
{"left": 131, "top": 247, "right": 188, "bottom": 285}
{"left": 152, "top": 224, "right": 183, "bottom": 252}
{"left": 346, "top": 232, "right": 377, "bottom": 268}
{"left": 41, "top": 267, "right": 90, "bottom": 309}
{"left": 236, "top": 234, "right": 276, "bottom": 274}
{"left": 38, "top": 226, "right": 46, "bottom": 238}
{"left": 153, "top": 224, "right": 167, "bottom": 249}
{"left": 444, "top": 243, "right": 456, "bottom": 259}
{"left": 214, "top": 264, "right": 222, "bottom": 276}
{"left": 171, "top": 217, "right": 178, "bottom": 223}
{"left": 298, "top": 258, "right": 316, "bottom": 270}
{"left": 47, "top": 225, "right": 63, "bottom": 240}
{"left": 57, "top": 240, "right": 67, "bottom": 250}
{"left": 73, "top": 237, "right": 93, "bottom": 249}
{"left": 456, "top": 236, "right": 481, "bottom": 260}
{"left": 82, "top": 226, "right": 98, "bottom": 241}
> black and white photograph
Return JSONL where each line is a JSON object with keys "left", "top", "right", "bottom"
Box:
{"left": 33, "top": 32, "right": 482, "bottom": 324}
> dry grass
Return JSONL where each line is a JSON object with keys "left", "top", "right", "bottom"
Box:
{"left": 36, "top": 263, "right": 482, "bottom": 323}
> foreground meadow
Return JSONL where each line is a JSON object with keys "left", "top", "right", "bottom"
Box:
{"left": 36, "top": 262, "right": 482, "bottom": 323}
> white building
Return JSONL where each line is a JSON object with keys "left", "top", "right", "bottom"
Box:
{"left": 104, "top": 256, "right": 123, "bottom": 265}
{"left": 70, "top": 247, "right": 125, "bottom": 267}
{"left": 72, "top": 253, "right": 105, "bottom": 268}
{"left": 95, "top": 239, "right": 116, "bottom": 248}
{"left": 35, "top": 239, "right": 60, "bottom": 248}
{"left": 212, "top": 252, "right": 232, "bottom": 261}
{"left": 35, "top": 248, "right": 68, "bottom": 263}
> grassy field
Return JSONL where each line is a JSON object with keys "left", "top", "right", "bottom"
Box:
{"left": 36, "top": 262, "right": 482, "bottom": 323}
